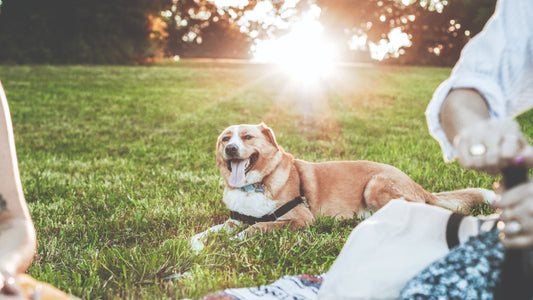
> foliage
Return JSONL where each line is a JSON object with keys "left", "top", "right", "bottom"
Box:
{"left": 162, "top": 0, "right": 256, "bottom": 58}
{"left": 164, "top": 0, "right": 497, "bottom": 65}
{"left": 0, "top": 0, "right": 167, "bottom": 64}
{"left": 296, "top": 0, "right": 497, "bottom": 65}
{"left": 1, "top": 62, "right": 518, "bottom": 298}
{"left": 0, "top": 0, "right": 497, "bottom": 65}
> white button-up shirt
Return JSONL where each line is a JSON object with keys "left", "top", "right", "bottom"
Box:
{"left": 426, "top": 0, "right": 533, "bottom": 162}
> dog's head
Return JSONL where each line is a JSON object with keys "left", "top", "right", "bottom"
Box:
{"left": 216, "top": 123, "right": 282, "bottom": 188}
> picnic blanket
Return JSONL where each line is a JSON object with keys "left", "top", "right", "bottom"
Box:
{"left": 200, "top": 274, "right": 324, "bottom": 300}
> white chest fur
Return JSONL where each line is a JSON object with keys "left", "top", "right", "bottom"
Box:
{"left": 223, "top": 188, "right": 277, "bottom": 218}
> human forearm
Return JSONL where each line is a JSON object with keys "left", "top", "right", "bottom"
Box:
{"left": 0, "top": 218, "right": 36, "bottom": 275}
{"left": 0, "top": 83, "right": 36, "bottom": 276}
{"left": 439, "top": 88, "right": 533, "bottom": 174}
{"left": 439, "top": 88, "right": 491, "bottom": 145}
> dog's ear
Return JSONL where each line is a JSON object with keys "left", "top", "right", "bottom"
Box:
{"left": 215, "top": 128, "right": 227, "bottom": 152}
{"left": 259, "top": 123, "right": 279, "bottom": 150}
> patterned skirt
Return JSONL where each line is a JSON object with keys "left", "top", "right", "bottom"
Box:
{"left": 399, "top": 227, "right": 504, "bottom": 300}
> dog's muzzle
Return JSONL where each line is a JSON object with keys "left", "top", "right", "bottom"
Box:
{"left": 227, "top": 152, "right": 259, "bottom": 173}
{"left": 225, "top": 143, "right": 239, "bottom": 157}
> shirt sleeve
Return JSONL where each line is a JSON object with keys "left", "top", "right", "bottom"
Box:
{"left": 425, "top": 0, "right": 533, "bottom": 162}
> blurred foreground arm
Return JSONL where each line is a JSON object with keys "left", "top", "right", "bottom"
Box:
{"left": 439, "top": 87, "right": 533, "bottom": 250}
{"left": 439, "top": 89, "right": 533, "bottom": 175}
{"left": 0, "top": 82, "right": 36, "bottom": 287}
{"left": 428, "top": 0, "right": 533, "bottom": 250}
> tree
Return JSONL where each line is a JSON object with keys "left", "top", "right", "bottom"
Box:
{"left": 161, "top": 0, "right": 259, "bottom": 59}
{"left": 0, "top": 0, "right": 497, "bottom": 65}
{"left": 0, "top": 0, "right": 167, "bottom": 64}
{"left": 314, "top": 0, "right": 496, "bottom": 65}
{"left": 163, "top": 0, "right": 496, "bottom": 65}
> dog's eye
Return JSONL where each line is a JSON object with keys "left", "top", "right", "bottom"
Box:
{"left": 243, "top": 135, "right": 253, "bottom": 140}
{"left": 222, "top": 136, "right": 230, "bottom": 142}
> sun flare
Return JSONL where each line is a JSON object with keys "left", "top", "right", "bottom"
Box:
{"left": 252, "top": 14, "right": 337, "bottom": 83}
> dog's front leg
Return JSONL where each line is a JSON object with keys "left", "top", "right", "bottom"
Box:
{"left": 191, "top": 219, "right": 241, "bottom": 251}
{"left": 240, "top": 219, "right": 302, "bottom": 237}
{"left": 237, "top": 210, "right": 314, "bottom": 238}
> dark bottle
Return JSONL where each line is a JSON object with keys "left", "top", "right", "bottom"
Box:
{"left": 494, "top": 166, "right": 532, "bottom": 300}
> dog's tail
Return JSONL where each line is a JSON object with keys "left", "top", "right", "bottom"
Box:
{"left": 428, "top": 188, "right": 496, "bottom": 213}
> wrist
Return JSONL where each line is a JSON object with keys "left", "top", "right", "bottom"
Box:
{"left": 0, "top": 268, "right": 19, "bottom": 296}
{"left": 440, "top": 88, "right": 490, "bottom": 145}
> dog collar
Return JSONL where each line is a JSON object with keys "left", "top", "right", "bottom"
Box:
{"left": 230, "top": 196, "right": 304, "bottom": 225}
{"left": 240, "top": 183, "right": 265, "bottom": 193}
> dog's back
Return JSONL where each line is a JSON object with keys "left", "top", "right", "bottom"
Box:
{"left": 294, "top": 159, "right": 492, "bottom": 218}
{"left": 294, "top": 159, "right": 434, "bottom": 218}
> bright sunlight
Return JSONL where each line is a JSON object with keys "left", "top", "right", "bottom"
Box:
{"left": 251, "top": 6, "right": 338, "bottom": 84}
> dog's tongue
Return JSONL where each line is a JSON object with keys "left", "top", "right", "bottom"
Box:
{"left": 229, "top": 159, "right": 248, "bottom": 187}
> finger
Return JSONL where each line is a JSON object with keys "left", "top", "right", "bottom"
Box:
{"left": 459, "top": 141, "right": 486, "bottom": 170}
{"left": 500, "top": 134, "right": 523, "bottom": 160}
{"left": 501, "top": 234, "right": 533, "bottom": 249}
{"left": 455, "top": 135, "right": 475, "bottom": 169}
{"left": 499, "top": 218, "right": 533, "bottom": 237}
{"left": 495, "top": 182, "right": 533, "bottom": 209}
{"left": 483, "top": 130, "right": 502, "bottom": 156}
{"left": 498, "top": 200, "right": 529, "bottom": 218}
{"left": 30, "top": 285, "right": 42, "bottom": 300}
{"left": 1, "top": 274, "right": 21, "bottom": 296}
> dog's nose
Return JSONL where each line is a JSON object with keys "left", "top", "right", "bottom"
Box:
{"left": 225, "top": 144, "right": 239, "bottom": 156}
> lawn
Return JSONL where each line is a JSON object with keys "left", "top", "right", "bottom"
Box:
{"left": 0, "top": 61, "right": 520, "bottom": 299}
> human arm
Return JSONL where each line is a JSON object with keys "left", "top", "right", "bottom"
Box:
{"left": 425, "top": 0, "right": 533, "bottom": 163}
{"left": 428, "top": 0, "right": 533, "bottom": 248}
{"left": 439, "top": 88, "right": 533, "bottom": 175}
{"left": 440, "top": 90, "right": 533, "bottom": 247}
{"left": 0, "top": 82, "right": 36, "bottom": 292}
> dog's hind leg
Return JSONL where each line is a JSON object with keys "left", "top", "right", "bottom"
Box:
{"left": 362, "top": 174, "right": 430, "bottom": 211}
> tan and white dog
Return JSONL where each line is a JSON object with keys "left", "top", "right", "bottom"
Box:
{"left": 191, "top": 123, "right": 494, "bottom": 246}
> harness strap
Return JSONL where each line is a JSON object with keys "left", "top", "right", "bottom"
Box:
{"left": 230, "top": 196, "right": 304, "bottom": 225}
{"left": 231, "top": 166, "right": 307, "bottom": 225}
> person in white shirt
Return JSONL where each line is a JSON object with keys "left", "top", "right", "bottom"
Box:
{"left": 426, "top": 0, "right": 533, "bottom": 249}
{"left": 398, "top": 1, "right": 533, "bottom": 297}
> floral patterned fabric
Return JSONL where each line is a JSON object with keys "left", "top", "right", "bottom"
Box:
{"left": 399, "top": 227, "right": 504, "bottom": 300}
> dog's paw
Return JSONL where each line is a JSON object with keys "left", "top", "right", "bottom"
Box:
{"left": 190, "top": 222, "right": 241, "bottom": 253}
{"left": 190, "top": 233, "right": 206, "bottom": 253}
{"left": 232, "top": 230, "right": 249, "bottom": 241}
{"left": 230, "top": 229, "right": 249, "bottom": 241}
{"left": 481, "top": 188, "right": 497, "bottom": 206}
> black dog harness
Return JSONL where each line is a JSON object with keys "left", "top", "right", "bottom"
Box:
{"left": 230, "top": 184, "right": 306, "bottom": 225}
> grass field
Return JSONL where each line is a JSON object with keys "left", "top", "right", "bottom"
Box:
{"left": 0, "top": 61, "right": 527, "bottom": 299}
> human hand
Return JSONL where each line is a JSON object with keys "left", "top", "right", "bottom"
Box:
{"left": 453, "top": 118, "right": 533, "bottom": 175}
{"left": 0, "top": 271, "right": 41, "bottom": 300}
{"left": 0, "top": 292, "right": 40, "bottom": 300}
{"left": 0, "top": 271, "right": 23, "bottom": 300}
{"left": 495, "top": 181, "right": 533, "bottom": 248}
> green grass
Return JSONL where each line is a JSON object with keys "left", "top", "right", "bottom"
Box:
{"left": 0, "top": 62, "right": 527, "bottom": 299}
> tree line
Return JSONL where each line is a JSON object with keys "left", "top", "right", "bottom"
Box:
{"left": 0, "top": 0, "right": 496, "bottom": 65}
